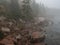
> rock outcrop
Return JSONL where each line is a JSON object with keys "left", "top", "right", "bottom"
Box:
{"left": 0, "top": 16, "right": 46, "bottom": 45}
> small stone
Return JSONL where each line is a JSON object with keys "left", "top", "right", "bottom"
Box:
{"left": 15, "top": 34, "right": 22, "bottom": 39}
{"left": 8, "top": 22, "right": 13, "bottom": 26}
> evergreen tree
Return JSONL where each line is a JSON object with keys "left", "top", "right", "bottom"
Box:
{"left": 22, "top": 0, "right": 33, "bottom": 22}
{"left": 9, "top": 0, "right": 21, "bottom": 20}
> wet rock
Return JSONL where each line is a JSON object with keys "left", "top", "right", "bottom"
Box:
{"left": 14, "top": 27, "right": 20, "bottom": 31}
{"left": 34, "top": 17, "right": 45, "bottom": 24}
{"left": 31, "top": 31, "right": 45, "bottom": 39}
{"left": 0, "top": 35, "right": 16, "bottom": 45}
{"left": 1, "top": 27, "right": 10, "bottom": 32}
{"left": 15, "top": 34, "right": 22, "bottom": 39}
{"left": 30, "top": 31, "right": 45, "bottom": 45}
{"left": 8, "top": 22, "right": 13, "bottom": 27}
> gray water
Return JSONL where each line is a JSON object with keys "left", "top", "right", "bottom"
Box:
{"left": 45, "top": 8, "right": 60, "bottom": 45}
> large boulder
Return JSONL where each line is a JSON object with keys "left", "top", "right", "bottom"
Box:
{"left": 30, "top": 31, "right": 45, "bottom": 44}
{"left": 34, "top": 17, "right": 45, "bottom": 24}
{"left": 31, "top": 31, "right": 45, "bottom": 39}
{"left": 1, "top": 27, "right": 10, "bottom": 32}
{"left": 0, "top": 35, "right": 16, "bottom": 45}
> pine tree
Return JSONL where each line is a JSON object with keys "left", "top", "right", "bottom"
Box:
{"left": 9, "top": 0, "right": 21, "bottom": 20}
{"left": 22, "top": 0, "right": 33, "bottom": 22}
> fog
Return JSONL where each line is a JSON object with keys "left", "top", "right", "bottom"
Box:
{"left": 36, "top": 0, "right": 60, "bottom": 9}
{"left": 0, "top": 0, "right": 60, "bottom": 45}
{"left": 35, "top": 0, "right": 60, "bottom": 45}
{"left": 35, "top": 0, "right": 60, "bottom": 26}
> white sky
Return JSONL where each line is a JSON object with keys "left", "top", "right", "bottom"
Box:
{"left": 35, "top": 0, "right": 60, "bottom": 9}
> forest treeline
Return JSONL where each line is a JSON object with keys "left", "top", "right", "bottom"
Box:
{"left": 0, "top": 0, "right": 46, "bottom": 22}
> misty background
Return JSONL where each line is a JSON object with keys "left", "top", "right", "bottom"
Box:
{"left": 35, "top": 0, "right": 60, "bottom": 45}
{"left": 0, "top": 0, "right": 60, "bottom": 45}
